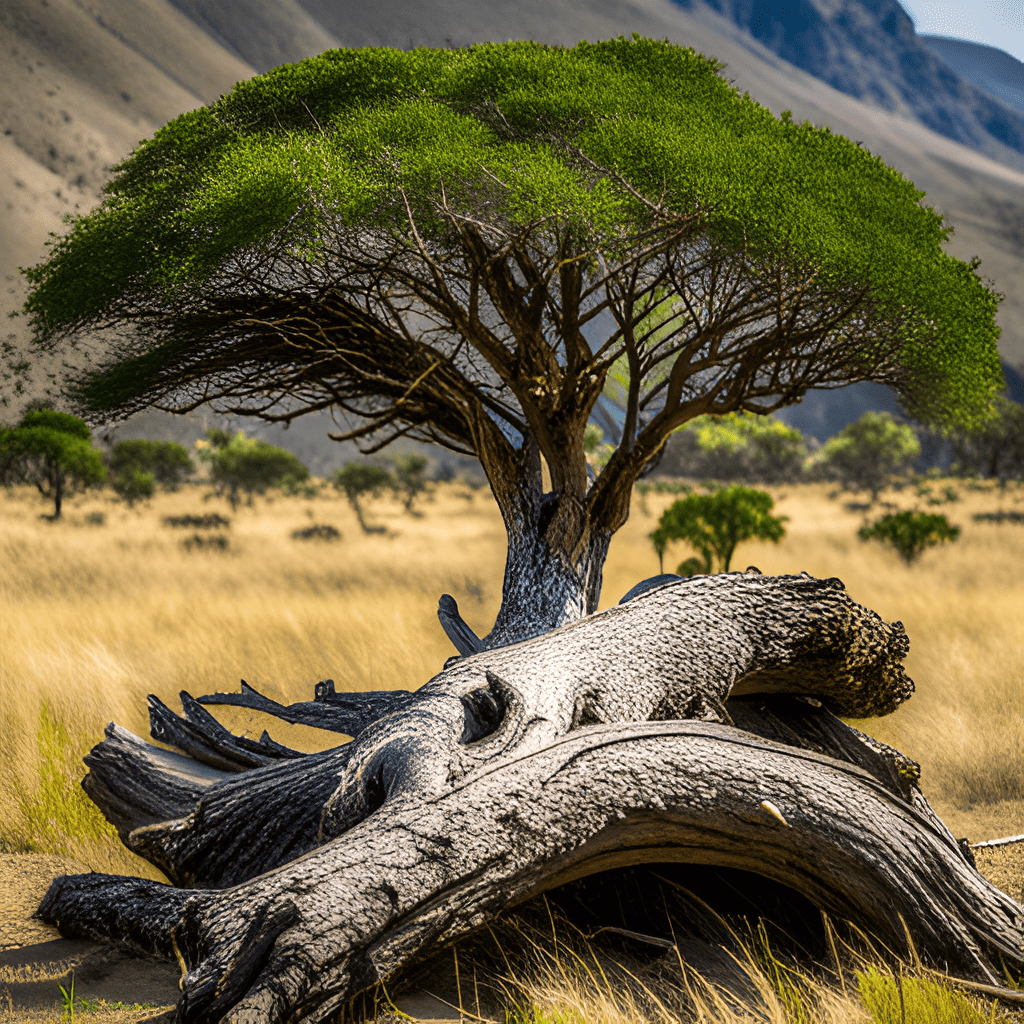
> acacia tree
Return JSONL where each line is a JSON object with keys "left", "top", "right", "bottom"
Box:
{"left": 18, "top": 38, "right": 1001, "bottom": 648}
{"left": 17, "top": 41, "right": 1022, "bottom": 1024}
{"left": 0, "top": 409, "right": 106, "bottom": 517}
{"left": 808, "top": 411, "right": 921, "bottom": 501}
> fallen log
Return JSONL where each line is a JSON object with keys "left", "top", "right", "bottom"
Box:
{"left": 81, "top": 573, "right": 912, "bottom": 887}
{"left": 37, "top": 572, "right": 1024, "bottom": 1022}
{"left": 41, "top": 718, "right": 1024, "bottom": 1024}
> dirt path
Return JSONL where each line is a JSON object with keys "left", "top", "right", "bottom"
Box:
{"left": 0, "top": 854, "right": 179, "bottom": 1023}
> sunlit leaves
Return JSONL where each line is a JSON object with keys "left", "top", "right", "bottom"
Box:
{"left": 20, "top": 35, "right": 1004, "bottom": 430}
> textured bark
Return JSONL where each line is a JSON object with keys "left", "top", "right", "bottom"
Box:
{"left": 42, "top": 718, "right": 1024, "bottom": 1024}
{"left": 40, "top": 572, "right": 1024, "bottom": 1023}
{"left": 82, "top": 573, "right": 912, "bottom": 887}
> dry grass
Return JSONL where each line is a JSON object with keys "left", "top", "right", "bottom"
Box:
{"left": 2, "top": 475, "right": 1024, "bottom": 1023}
{"left": 1, "top": 476, "right": 1023, "bottom": 882}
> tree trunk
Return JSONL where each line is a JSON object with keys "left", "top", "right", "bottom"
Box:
{"left": 39, "top": 573, "right": 1024, "bottom": 1023}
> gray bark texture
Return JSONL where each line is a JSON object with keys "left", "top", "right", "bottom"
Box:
{"left": 38, "top": 572, "right": 1024, "bottom": 1024}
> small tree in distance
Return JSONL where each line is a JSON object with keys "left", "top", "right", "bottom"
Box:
{"left": 0, "top": 409, "right": 106, "bottom": 518}
{"left": 196, "top": 429, "right": 309, "bottom": 509}
{"left": 859, "top": 511, "right": 960, "bottom": 564}
{"left": 110, "top": 438, "right": 194, "bottom": 507}
{"left": 659, "top": 411, "right": 808, "bottom": 484}
{"left": 113, "top": 468, "right": 155, "bottom": 507}
{"left": 332, "top": 463, "right": 394, "bottom": 533}
{"left": 386, "top": 453, "right": 431, "bottom": 515}
{"left": 808, "top": 412, "right": 921, "bottom": 502}
{"left": 650, "top": 486, "right": 787, "bottom": 574}
{"left": 110, "top": 439, "right": 194, "bottom": 487}
{"left": 949, "top": 396, "right": 1024, "bottom": 482}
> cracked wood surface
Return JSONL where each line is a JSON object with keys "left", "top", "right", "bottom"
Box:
{"left": 82, "top": 573, "right": 913, "bottom": 887}
{"left": 40, "top": 719, "right": 1024, "bottom": 1024}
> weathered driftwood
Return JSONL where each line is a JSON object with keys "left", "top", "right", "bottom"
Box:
{"left": 81, "top": 573, "right": 910, "bottom": 887}
{"left": 37, "top": 572, "right": 1024, "bottom": 1023}
{"left": 41, "top": 717, "right": 1024, "bottom": 1023}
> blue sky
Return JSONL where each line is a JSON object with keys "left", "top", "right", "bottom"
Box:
{"left": 899, "top": 0, "right": 1024, "bottom": 63}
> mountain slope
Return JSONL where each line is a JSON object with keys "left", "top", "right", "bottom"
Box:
{"left": 921, "top": 35, "right": 1024, "bottom": 116}
{"left": 668, "top": 0, "right": 1024, "bottom": 169}
{"left": 2, "top": 0, "right": 1023, "bottom": 440}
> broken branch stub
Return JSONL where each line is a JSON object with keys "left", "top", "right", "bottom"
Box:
{"left": 36, "top": 572, "right": 1024, "bottom": 1023}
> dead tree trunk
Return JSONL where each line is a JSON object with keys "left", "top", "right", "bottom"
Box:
{"left": 38, "top": 573, "right": 1024, "bottom": 1023}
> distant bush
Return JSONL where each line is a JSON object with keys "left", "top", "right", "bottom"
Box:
{"left": 948, "top": 396, "right": 1024, "bottom": 481}
{"left": 387, "top": 453, "right": 431, "bottom": 514}
{"left": 332, "top": 462, "right": 393, "bottom": 533}
{"left": 858, "top": 511, "right": 960, "bottom": 564}
{"left": 110, "top": 439, "right": 194, "bottom": 486}
{"left": 112, "top": 468, "right": 155, "bottom": 507}
{"left": 163, "top": 514, "right": 231, "bottom": 529}
{"left": 182, "top": 533, "right": 230, "bottom": 551}
{"left": 657, "top": 412, "right": 808, "bottom": 484}
{"left": 807, "top": 412, "right": 919, "bottom": 501}
{"left": 196, "top": 429, "right": 309, "bottom": 509}
{"left": 292, "top": 524, "right": 341, "bottom": 541}
{"left": 973, "top": 510, "right": 1024, "bottom": 524}
{"left": 650, "top": 485, "right": 787, "bottom": 574}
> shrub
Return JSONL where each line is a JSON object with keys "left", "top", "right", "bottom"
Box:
{"left": 196, "top": 429, "right": 309, "bottom": 509}
{"left": 650, "top": 485, "right": 787, "bottom": 574}
{"left": 807, "top": 412, "right": 920, "bottom": 501}
{"left": 949, "top": 396, "right": 1024, "bottom": 481}
{"left": 858, "top": 511, "right": 960, "bottom": 563}
{"left": 332, "top": 462, "right": 394, "bottom": 533}
{"left": 658, "top": 412, "right": 808, "bottom": 483}
{"left": 182, "top": 533, "right": 230, "bottom": 551}
{"left": 163, "top": 513, "right": 231, "bottom": 529}
{"left": 112, "top": 468, "right": 155, "bottom": 507}
{"left": 292, "top": 524, "right": 341, "bottom": 541}
{"left": 109, "top": 439, "right": 194, "bottom": 486}
{"left": 387, "top": 453, "right": 431, "bottom": 514}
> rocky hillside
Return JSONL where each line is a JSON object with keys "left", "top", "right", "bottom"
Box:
{"left": 670, "top": 0, "right": 1024, "bottom": 168}
{"left": 921, "top": 35, "right": 1024, "bottom": 116}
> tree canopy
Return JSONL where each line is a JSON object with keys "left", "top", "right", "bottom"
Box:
{"left": 13, "top": 36, "right": 1006, "bottom": 635}
{"left": 0, "top": 409, "right": 106, "bottom": 517}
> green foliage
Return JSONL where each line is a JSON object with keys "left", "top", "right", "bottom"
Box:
{"left": 650, "top": 485, "right": 787, "bottom": 573}
{"left": 59, "top": 974, "right": 75, "bottom": 1023}
{"left": 949, "top": 396, "right": 1024, "bottom": 481}
{"left": 109, "top": 438, "right": 194, "bottom": 485}
{"left": 332, "top": 462, "right": 394, "bottom": 533}
{"left": 21, "top": 38, "right": 1002, "bottom": 429}
{"left": 808, "top": 412, "right": 921, "bottom": 500}
{"left": 662, "top": 411, "right": 808, "bottom": 483}
{"left": 387, "top": 453, "right": 431, "bottom": 514}
{"left": 112, "top": 467, "right": 155, "bottom": 507}
{"left": 0, "top": 409, "right": 106, "bottom": 517}
{"left": 196, "top": 429, "right": 309, "bottom": 509}
{"left": 858, "top": 511, "right": 961, "bottom": 564}
{"left": 583, "top": 425, "right": 615, "bottom": 474}
{"left": 856, "top": 967, "right": 992, "bottom": 1023}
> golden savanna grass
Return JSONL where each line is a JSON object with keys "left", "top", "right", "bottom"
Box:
{"left": 1, "top": 476, "right": 1023, "bottom": 903}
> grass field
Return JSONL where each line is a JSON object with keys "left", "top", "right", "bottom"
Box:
{"left": 2, "top": 475, "right": 1023, "bottom": 1020}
